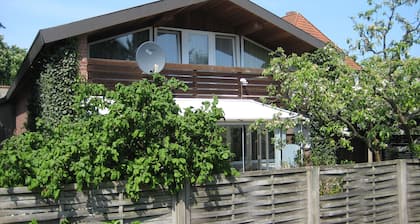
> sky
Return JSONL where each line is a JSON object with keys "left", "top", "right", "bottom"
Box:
{"left": 1, "top": 0, "right": 419, "bottom": 58}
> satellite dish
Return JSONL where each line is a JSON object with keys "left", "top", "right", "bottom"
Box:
{"left": 135, "top": 41, "right": 166, "bottom": 74}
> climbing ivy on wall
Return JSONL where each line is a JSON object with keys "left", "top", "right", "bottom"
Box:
{"left": 28, "top": 39, "right": 79, "bottom": 130}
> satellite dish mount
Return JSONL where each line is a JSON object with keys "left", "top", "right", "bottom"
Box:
{"left": 135, "top": 41, "right": 166, "bottom": 74}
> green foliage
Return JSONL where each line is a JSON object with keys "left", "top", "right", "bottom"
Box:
{"left": 0, "top": 74, "right": 235, "bottom": 200}
{"left": 263, "top": 45, "right": 387, "bottom": 164}
{"left": 263, "top": 0, "right": 419, "bottom": 163}
{"left": 0, "top": 35, "right": 26, "bottom": 85}
{"left": 28, "top": 39, "right": 79, "bottom": 130}
{"left": 349, "top": 0, "right": 419, "bottom": 60}
{"left": 320, "top": 177, "right": 344, "bottom": 196}
{"left": 60, "top": 218, "right": 70, "bottom": 224}
{"left": 350, "top": 0, "right": 419, "bottom": 155}
{"left": 28, "top": 219, "right": 38, "bottom": 224}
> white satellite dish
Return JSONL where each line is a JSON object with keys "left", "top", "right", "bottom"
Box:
{"left": 135, "top": 41, "right": 166, "bottom": 74}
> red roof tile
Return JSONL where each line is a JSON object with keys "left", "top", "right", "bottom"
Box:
{"left": 283, "top": 11, "right": 331, "bottom": 43}
{"left": 282, "top": 11, "right": 360, "bottom": 70}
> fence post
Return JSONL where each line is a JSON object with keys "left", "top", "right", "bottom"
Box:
{"left": 174, "top": 181, "right": 191, "bottom": 224}
{"left": 307, "top": 166, "right": 320, "bottom": 224}
{"left": 397, "top": 160, "right": 408, "bottom": 224}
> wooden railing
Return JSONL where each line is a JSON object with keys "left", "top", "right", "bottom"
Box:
{"left": 87, "top": 58, "right": 270, "bottom": 99}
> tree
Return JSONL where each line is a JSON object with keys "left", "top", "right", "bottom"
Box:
{"left": 263, "top": 0, "right": 419, "bottom": 163}
{"left": 0, "top": 35, "right": 26, "bottom": 85}
{"left": 350, "top": 0, "right": 420, "bottom": 155}
{"left": 263, "top": 45, "right": 387, "bottom": 164}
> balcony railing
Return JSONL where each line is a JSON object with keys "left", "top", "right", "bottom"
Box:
{"left": 88, "top": 58, "right": 271, "bottom": 99}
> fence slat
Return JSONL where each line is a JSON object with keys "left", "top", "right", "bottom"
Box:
{"left": 0, "top": 159, "right": 419, "bottom": 223}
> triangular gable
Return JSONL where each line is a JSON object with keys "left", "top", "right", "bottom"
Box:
{"left": 6, "top": 0, "right": 327, "bottom": 101}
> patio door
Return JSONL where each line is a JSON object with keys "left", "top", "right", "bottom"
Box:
{"left": 223, "top": 125, "right": 276, "bottom": 171}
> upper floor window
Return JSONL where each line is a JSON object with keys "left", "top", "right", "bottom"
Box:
{"left": 156, "top": 30, "right": 181, "bottom": 64}
{"left": 243, "top": 39, "right": 270, "bottom": 68}
{"left": 188, "top": 33, "right": 209, "bottom": 65}
{"left": 216, "top": 36, "right": 235, "bottom": 67}
{"left": 89, "top": 29, "right": 150, "bottom": 60}
{"left": 89, "top": 27, "right": 270, "bottom": 69}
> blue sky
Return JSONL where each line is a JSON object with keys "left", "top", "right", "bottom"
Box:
{"left": 1, "top": 0, "right": 418, "bottom": 58}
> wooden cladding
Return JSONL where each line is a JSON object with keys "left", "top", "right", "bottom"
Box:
{"left": 87, "top": 58, "right": 270, "bottom": 99}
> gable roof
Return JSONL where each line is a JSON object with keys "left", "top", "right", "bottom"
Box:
{"left": 5, "top": 0, "right": 327, "bottom": 101}
{"left": 283, "top": 11, "right": 361, "bottom": 70}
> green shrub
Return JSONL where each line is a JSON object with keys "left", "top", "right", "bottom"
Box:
{"left": 0, "top": 75, "right": 236, "bottom": 200}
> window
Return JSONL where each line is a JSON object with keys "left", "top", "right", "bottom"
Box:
{"left": 223, "top": 125, "right": 243, "bottom": 162}
{"left": 89, "top": 29, "right": 150, "bottom": 60}
{"left": 188, "top": 33, "right": 209, "bottom": 65}
{"left": 223, "top": 124, "right": 275, "bottom": 171}
{"left": 243, "top": 39, "right": 270, "bottom": 68}
{"left": 90, "top": 27, "right": 273, "bottom": 69}
{"left": 216, "top": 36, "right": 235, "bottom": 67}
{"left": 156, "top": 30, "right": 181, "bottom": 63}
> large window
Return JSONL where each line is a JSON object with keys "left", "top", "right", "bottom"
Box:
{"left": 243, "top": 39, "right": 270, "bottom": 68}
{"left": 89, "top": 29, "right": 150, "bottom": 60}
{"left": 216, "top": 36, "right": 235, "bottom": 67}
{"left": 223, "top": 125, "right": 275, "bottom": 172}
{"left": 156, "top": 30, "right": 180, "bottom": 64}
{"left": 188, "top": 33, "right": 209, "bottom": 65}
{"left": 89, "top": 27, "right": 272, "bottom": 69}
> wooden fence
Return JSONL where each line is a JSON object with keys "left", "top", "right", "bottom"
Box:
{"left": 1, "top": 159, "right": 419, "bottom": 224}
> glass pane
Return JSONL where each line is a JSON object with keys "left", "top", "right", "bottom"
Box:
{"left": 243, "top": 39, "right": 269, "bottom": 68}
{"left": 90, "top": 29, "right": 149, "bottom": 60}
{"left": 231, "top": 126, "right": 243, "bottom": 161}
{"left": 216, "top": 36, "right": 234, "bottom": 67}
{"left": 188, "top": 34, "right": 208, "bottom": 64}
{"left": 157, "top": 30, "right": 180, "bottom": 63}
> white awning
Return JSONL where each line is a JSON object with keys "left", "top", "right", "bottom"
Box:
{"left": 174, "top": 98, "right": 300, "bottom": 122}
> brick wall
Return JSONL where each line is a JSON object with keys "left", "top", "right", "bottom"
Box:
{"left": 78, "top": 35, "right": 88, "bottom": 81}
{"left": 15, "top": 91, "right": 29, "bottom": 135}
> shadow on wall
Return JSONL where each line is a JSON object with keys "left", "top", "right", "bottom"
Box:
{"left": 0, "top": 101, "right": 15, "bottom": 143}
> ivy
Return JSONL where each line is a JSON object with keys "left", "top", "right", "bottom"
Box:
{"left": 28, "top": 39, "right": 79, "bottom": 130}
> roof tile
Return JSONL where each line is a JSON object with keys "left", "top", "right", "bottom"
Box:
{"left": 282, "top": 11, "right": 360, "bottom": 70}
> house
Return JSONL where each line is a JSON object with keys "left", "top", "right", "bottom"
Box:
{"left": 0, "top": 0, "right": 361, "bottom": 170}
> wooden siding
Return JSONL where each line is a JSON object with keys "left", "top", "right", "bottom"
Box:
{"left": 88, "top": 58, "right": 270, "bottom": 99}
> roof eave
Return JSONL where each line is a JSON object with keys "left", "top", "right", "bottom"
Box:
{"left": 229, "top": 0, "right": 326, "bottom": 49}
{"left": 5, "top": 32, "right": 45, "bottom": 100}
{"left": 40, "top": 0, "right": 208, "bottom": 44}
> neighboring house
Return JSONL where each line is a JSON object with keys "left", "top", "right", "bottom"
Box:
{"left": 0, "top": 0, "right": 362, "bottom": 169}
{"left": 283, "top": 11, "right": 361, "bottom": 70}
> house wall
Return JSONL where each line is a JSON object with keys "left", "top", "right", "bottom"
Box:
{"left": 14, "top": 90, "right": 30, "bottom": 135}
{"left": 0, "top": 102, "right": 15, "bottom": 142}
{"left": 78, "top": 35, "right": 88, "bottom": 81}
